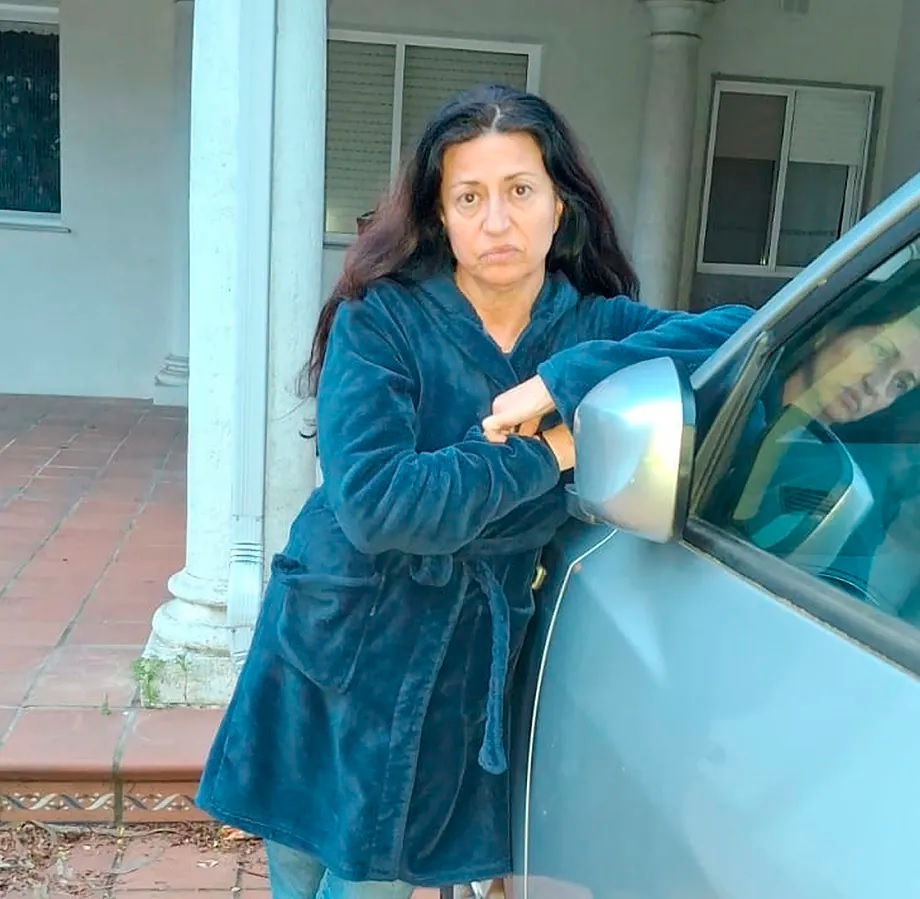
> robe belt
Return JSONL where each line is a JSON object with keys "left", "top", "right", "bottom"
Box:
{"left": 468, "top": 558, "right": 512, "bottom": 775}
{"left": 408, "top": 536, "right": 546, "bottom": 776}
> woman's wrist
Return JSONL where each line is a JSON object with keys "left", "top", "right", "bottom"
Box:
{"left": 537, "top": 429, "right": 560, "bottom": 467}
{"left": 536, "top": 424, "right": 575, "bottom": 472}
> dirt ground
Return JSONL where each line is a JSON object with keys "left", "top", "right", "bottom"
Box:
{"left": 0, "top": 821, "right": 502, "bottom": 897}
{"left": 0, "top": 820, "right": 267, "bottom": 897}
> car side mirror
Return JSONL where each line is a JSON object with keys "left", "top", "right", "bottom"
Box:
{"left": 572, "top": 357, "right": 696, "bottom": 542}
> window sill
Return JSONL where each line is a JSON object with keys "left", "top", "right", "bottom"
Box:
{"left": 696, "top": 262, "right": 803, "bottom": 279}
{"left": 0, "top": 211, "right": 70, "bottom": 233}
{"left": 323, "top": 232, "right": 355, "bottom": 249}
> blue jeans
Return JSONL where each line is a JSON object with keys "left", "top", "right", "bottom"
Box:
{"left": 264, "top": 840, "right": 416, "bottom": 899}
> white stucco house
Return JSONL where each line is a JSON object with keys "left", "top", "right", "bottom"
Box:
{"left": 1, "top": 0, "right": 917, "bottom": 701}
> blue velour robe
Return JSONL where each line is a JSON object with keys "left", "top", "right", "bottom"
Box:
{"left": 196, "top": 270, "right": 753, "bottom": 887}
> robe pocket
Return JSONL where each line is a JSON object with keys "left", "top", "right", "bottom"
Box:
{"left": 272, "top": 553, "right": 383, "bottom": 693}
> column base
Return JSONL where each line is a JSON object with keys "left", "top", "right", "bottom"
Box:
{"left": 139, "top": 569, "right": 237, "bottom": 706}
{"left": 153, "top": 354, "right": 190, "bottom": 407}
{"left": 137, "top": 637, "right": 236, "bottom": 706}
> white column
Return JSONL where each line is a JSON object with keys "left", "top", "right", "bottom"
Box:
{"left": 143, "top": 0, "right": 242, "bottom": 704}
{"left": 631, "top": 0, "right": 722, "bottom": 309}
{"left": 143, "top": 0, "right": 329, "bottom": 704}
{"left": 227, "top": 0, "right": 327, "bottom": 663}
{"left": 263, "top": 0, "right": 327, "bottom": 563}
{"left": 154, "top": 0, "right": 194, "bottom": 406}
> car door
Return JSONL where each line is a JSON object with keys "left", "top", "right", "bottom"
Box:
{"left": 511, "top": 182, "right": 920, "bottom": 899}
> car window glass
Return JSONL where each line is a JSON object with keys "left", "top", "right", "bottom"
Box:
{"left": 699, "top": 237, "right": 920, "bottom": 628}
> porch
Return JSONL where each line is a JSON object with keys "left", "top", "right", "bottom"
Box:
{"left": 0, "top": 394, "right": 222, "bottom": 825}
{"left": 0, "top": 389, "right": 468, "bottom": 897}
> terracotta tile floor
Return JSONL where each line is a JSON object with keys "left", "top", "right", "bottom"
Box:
{"left": 0, "top": 396, "right": 450, "bottom": 899}
{"left": 0, "top": 395, "right": 219, "bottom": 824}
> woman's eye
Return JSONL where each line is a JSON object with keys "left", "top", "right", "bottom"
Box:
{"left": 512, "top": 184, "right": 533, "bottom": 198}
{"left": 894, "top": 373, "right": 916, "bottom": 395}
{"left": 458, "top": 192, "right": 477, "bottom": 207}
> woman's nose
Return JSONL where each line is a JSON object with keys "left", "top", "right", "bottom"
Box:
{"left": 483, "top": 197, "right": 510, "bottom": 233}
{"left": 862, "top": 362, "right": 894, "bottom": 401}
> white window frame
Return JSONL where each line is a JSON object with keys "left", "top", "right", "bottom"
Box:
{"left": 696, "top": 79, "right": 875, "bottom": 279}
{"left": 0, "top": 2, "right": 57, "bottom": 26}
{"left": 325, "top": 29, "right": 543, "bottom": 245}
{"left": 0, "top": 1, "right": 66, "bottom": 232}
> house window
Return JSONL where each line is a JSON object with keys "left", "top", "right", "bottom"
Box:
{"left": 0, "top": 16, "right": 60, "bottom": 215}
{"left": 698, "top": 81, "right": 875, "bottom": 276}
{"left": 325, "top": 31, "right": 540, "bottom": 238}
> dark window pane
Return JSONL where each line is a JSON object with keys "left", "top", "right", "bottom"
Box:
{"left": 777, "top": 161, "right": 849, "bottom": 268}
{"left": 0, "top": 26, "right": 60, "bottom": 214}
{"left": 702, "top": 92, "right": 786, "bottom": 266}
{"left": 703, "top": 158, "right": 777, "bottom": 265}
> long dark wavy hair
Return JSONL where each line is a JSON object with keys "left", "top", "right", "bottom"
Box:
{"left": 303, "top": 84, "right": 639, "bottom": 395}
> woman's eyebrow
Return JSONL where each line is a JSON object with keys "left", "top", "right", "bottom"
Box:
{"left": 447, "top": 171, "right": 541, "bottom": 188}
{"left": 877, "top": 333, "right": 902, "bottom": 359}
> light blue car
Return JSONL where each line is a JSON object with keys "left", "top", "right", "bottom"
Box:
{"left": 509, "top": 173, "right": 920, "bottom": 899}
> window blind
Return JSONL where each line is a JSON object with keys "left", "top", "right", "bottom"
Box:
{"left": 399, "top": 45, "right": 529, "bottom": 154}
{"left": 325, "top": 40, "right": 396, "bottom": 234}
{"left": 788, "top": 88, "right": 873, "bottom": 167}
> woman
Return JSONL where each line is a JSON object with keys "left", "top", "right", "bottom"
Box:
{"left": 196, "top": 84, "right": 752, "bottom": 898}
{"left": 782, "top": 304, "right": 920, "bottom": 427}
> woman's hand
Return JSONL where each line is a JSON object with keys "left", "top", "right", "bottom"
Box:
{"left": 482, "top": 375, "right": 556, "bottom": 443}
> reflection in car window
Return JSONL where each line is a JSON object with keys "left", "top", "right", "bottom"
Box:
{"left": 700, "top": 238, "right": 920, "bottom": 629}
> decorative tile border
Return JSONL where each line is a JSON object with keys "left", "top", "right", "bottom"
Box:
{"left": 0, "top": 780, "right": 212, "bottom": 823}
{"left": 3, "top": 788, "right": 116, "bottom": 813}
{"left": 1, "top": 780, "right": 117, "bottom": 823}
{"left": 120, "top": 781, "right": 212, "bottom": 823}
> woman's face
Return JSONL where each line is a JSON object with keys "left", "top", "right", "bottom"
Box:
{"left": 439, "top": 131, "right": 563, "bottom": 293}
{"left": 795, "top": 317, "right": 920, "bottom": 424}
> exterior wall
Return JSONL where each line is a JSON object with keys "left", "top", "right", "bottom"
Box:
{"left": 322, "top": 0, "right": 908, "bottom": 311}
{"left": 0, "top": 0, "right": 175, "bottom": 398}
{"left": 3, "top": 0, "right": 914, "bottom": 397}
{"left": 880, "top": 0, "right": 920, "bottom": 197}
{"left": 686, "top": 0, "right": 905, "bottom": 309}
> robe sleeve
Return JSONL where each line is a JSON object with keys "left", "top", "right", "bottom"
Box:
{"left": 316, "top": 295, "right": 561, "bottom": 556}
{"left": 538, "top": 303, "right": 755, "bottom": 426}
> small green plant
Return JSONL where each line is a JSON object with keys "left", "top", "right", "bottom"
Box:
{"left": 176, "top": 653, "right": 192, "bottom": 703}
{"left": 100, "top": 694, "right": 111, "bottom": 716}
{"left": 131, "top": 657, "right": 166, "bottom": 707}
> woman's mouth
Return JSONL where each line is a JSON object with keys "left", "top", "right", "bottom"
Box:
{"left": 480, "top": 246, "right": 520, "bottom": 263}
{"left": 838, "top": 386, "right": 862, "bottom": 415}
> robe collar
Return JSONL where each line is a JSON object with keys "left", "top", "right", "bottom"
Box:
{"left": 407, "top": 269, "right": 581, "bottom": 390}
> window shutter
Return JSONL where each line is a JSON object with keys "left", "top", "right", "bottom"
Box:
{"left": 788, "top": 88, "right": 873, "bottom": 167}
{"left": 400, "top": 45, "right": 529, "bottom": 154}
{"left": 325, "top": 40, "right": 396, "bottom": 234}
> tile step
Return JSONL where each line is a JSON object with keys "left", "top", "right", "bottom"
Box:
{"left": 0, "top": 706, "right": 223, "bottom": 824}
